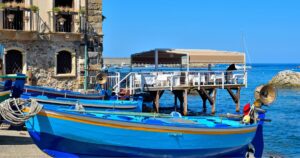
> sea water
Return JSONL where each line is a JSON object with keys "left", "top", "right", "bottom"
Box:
{"left": 111, "top": 64, "right": 300, "bottom": 157}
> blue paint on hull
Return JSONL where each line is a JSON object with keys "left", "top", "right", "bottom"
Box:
{"left": 28, "top": 130, "right": 249, "bottom": 158}
{"left": 26, "top": 111, "right": 258, "bottom": 158}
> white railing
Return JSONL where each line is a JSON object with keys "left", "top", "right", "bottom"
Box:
{"left": 111, "top": 70, "right": 247, "bottom": 93}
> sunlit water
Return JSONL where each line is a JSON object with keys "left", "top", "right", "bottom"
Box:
{"left": 111, "top": 64, "right": 300, "bottom": 157}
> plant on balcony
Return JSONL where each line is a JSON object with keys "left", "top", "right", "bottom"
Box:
{"left": 11, "top": 1, "right": 17, "bottom": 8}
{"left": 65, "top": 7, "right": 74, "bottom": 13}
{"left": 0, "top": 3, "right": 5, "bottom": 10}
{"left": 17, "top": 2, "right": 25, "bottom": 9}
{"left": 60, "top": 6, "right": 67, "bottom": 12}
{"left": 53, "top": 7, "right": 61, "bottom": 15}
{"left": 4, "top": 2, "right": 12, "bottom": 8}
{"left": 30, "top": 5, "right": 39, "bottom": 13}
{"left": 79, "top": 7, "right": 85, "bottom": 15}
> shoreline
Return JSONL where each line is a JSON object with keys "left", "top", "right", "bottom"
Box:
{"left": 0, "top": 125, "right": 50, "bottom": 158}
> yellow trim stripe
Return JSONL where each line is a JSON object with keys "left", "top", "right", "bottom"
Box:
{"left": 0, "top": 91, "right": 10, "bottom": 96}
{"left": 27, "top": 108, "right": 257, "bottom": 135}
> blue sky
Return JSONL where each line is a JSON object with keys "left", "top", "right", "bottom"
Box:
{"left": 102, "top": 0, "right": 300, "bottom": 63}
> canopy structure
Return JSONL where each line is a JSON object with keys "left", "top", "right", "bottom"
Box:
{"left": 131, "top": 49, "right": 245, "bottom": 66}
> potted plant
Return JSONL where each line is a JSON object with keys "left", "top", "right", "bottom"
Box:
{"left": 64, "top": 6, "right": 73, "bottom": 13}
{"left": 30, "top": 5, "right": 39, "bottom": 13}
{"left": 53, "top": 7, "right": 61, "bottom": 15}
{"left": 11, "top": 1, "right": 17, "bottom": 8}
{"left": 5, "top": 2, "right": 12, "bottom": 8}
{"left": 0, "top": 3, "right": 5, "bottom": 11}
{"left": 79, "top": 7, "right": 85, "bottom": 16}
{"left": 17, "top": 2, "right": 25, "bottom": 9}
{"left": 60, "top": 6, "right": 66, "bottom": 12}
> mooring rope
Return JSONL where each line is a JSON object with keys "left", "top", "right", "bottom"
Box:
{"left": 0, "top": 98, "right": 43, "bottom": 125}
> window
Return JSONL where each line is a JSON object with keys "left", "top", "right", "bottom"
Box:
{"left": 55, "top": 14, "right": 72, "bottom": 32}
{"left": 5, "top": 50, "right": 23, "bottom": 74}
{"left": 54, "top": 0, "right": 73, "bottom": 8}
{"left": 2, "top": 0, "right": 24, "bottom": 30}
{"left": 54, "top": 0, "right": 74, "bottom": 33}
{"left": 56, "top": 51, "right": 72, "bottom": 74}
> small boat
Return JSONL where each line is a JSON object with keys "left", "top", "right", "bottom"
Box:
{"left": 0, "top": 74, "right": 27, "bottom": 102}
{"left": 24, "top": 100, "right": 267, "bottom": 157}
{"left": 23, "top": 85, "right": 104, "bottom": 99}
{"left": 235, "top": 65, "right": 252, "bottom": 70}
{"left": 21, "top": 85, "right": 275, "bottom": 157}
{"left": 0, "top": 74, "right": 27, "bottom": 124}
{"left": 22, "top": 95, "right": 143, "bottom": 112}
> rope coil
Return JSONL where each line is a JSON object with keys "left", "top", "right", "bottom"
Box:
{"left": 0, "top": 98, "right": 42, "bottom": 125}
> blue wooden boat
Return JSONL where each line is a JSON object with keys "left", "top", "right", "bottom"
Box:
{"left": 0, "top": 75, "right": 27, "bottom": 101}
{"left": 23, "top": 85, "right": 104, "bottom": 99}
{"left": 24, "top": 101, "right": 266, "bottom": 158}
{"left": 21, "top": 95, "right": 143, "bottom": 112}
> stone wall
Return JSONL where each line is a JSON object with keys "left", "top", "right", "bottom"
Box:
{"left": 88, "top": 0, "right": 103, "bottom": 34}
{"left": 87, "top": 0, "right": 103, "bottom": 67}
{"left": 0, "top": 40, "right": 83, "bottom": 90}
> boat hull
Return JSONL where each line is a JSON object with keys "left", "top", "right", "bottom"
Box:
{"left": 0, "top": 90, "right": 10, "bottom": 102}
{"left": 28, "top": 130, "right": 249, "bottom": 158}
{"left": 24, "top": 87, "right": 104, "bottom": 99}
{"left": 26, "top": 109, "right": 257, "bottom": 157}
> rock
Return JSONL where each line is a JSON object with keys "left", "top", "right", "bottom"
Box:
{"left": 269, "top": 70, "right": 300, "bottom": 88}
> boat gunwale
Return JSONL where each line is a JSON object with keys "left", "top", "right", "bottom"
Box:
{"left": 34, "top": 98, "right": 138, "bottom": 109}
{"left": 28, "top": 107, "right": 258, "bottom": 135}
{"left": 25, "top": 87, "right": 104, "bottom": 98}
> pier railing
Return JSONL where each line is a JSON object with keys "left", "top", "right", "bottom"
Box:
{"left": 112, "top": 70, "right": 247, "bottom": 95}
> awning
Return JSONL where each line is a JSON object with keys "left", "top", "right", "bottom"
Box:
{"left": 131, "top": 49, "right": 245, "bottom": 65}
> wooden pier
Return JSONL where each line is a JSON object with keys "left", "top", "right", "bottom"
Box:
{"left": 111, "top": 49, "right": 247, "bottom": 115}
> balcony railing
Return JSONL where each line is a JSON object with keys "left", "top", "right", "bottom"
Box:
{"left": 2, "top": 8, "right": 27, "bottom": 30}
{"left": 55, "top": 13, "right": 74, "bottom": 33}
{"left": 112, "top": 70, "right": 247, "bottom": 95}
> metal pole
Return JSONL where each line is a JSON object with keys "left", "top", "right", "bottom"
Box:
{"left": 83, "top": 0, "right": 89, "bottom": 91}
{"left": 155, "top": 49, "right": 158, "bottom": 71}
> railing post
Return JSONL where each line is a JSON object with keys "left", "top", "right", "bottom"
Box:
{"left": 129, "top": 74, "right": 133, "bottom": 95}
{"left": 245, "top": 71, "right": 248, "bottom": 88}
{"left": 170, "top": 75, "right": 173, "bottom": 91}
{"left": 185, "top": 71, "right": 188, "bottom": 86}
{"left": 222, "top": 72, "right": 224, "bottom": 89}
{"left": 198, "top": 72, "right": 200, "bottom": 90}
{"left": 117, "top": 72, "right": 120, "bottom": 93}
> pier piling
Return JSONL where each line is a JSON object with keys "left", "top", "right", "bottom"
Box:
{"left": 226, "top": 87, "right": 241, "bottom": 112}
{"left": 197, "top": 88, "right": 217, "bottom": 114}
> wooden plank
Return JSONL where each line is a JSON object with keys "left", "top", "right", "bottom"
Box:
{"left": 183, "top": 89, "right": 188, "bottom": 116}
{"left": 211, "top": 89, "right": 217, "bottom": 114}
{"left": 143, "top": 84, "right": 245, "bottom": 92}
{"left": 155, "top": 90, "right": 160, "bottom": 113}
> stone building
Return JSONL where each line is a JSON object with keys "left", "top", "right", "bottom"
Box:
{"left": 0, "top": 0, "right": 103, "bottom": 90}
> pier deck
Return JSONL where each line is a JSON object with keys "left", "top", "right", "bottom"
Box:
{"left": 109, "top": 70, "right": 246, "bottom": 115}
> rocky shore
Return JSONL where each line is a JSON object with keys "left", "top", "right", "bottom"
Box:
{"left": 269, "top": 70, "right": 300, "bottom": 88}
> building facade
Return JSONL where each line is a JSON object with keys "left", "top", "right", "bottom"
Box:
{"left": 0, "top": 0, "right": 103, "bottom": 90}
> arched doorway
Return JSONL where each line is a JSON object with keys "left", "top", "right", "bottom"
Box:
{"left": 56, "top": 51, "right": 72, "bottom": 74}
{"left": 5, "top": 50, "right": 23, "bottom": 74}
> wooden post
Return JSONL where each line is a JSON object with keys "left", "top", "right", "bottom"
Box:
{"left": 211, "top": 89, "right": 217, "bottom": 114}
{"left": 197, "top": 88, "right": 217, "bottom": 114}
{"left": 183, "top": 89, "right": 188, "bottom": 116}
{"left": 155, "top": 90, "right": 160, "bottom": 113}
{"left": 149, "top": 90, "right": 165, "bottom": 113}
{"left": 172, "top": 90, "right": 184, "bottom": 114}
{"left": 174, "top": 94, "right": 178, "bottom": 111}
{"left": 226, "top": 87, "right": 241, "bottom": 112}
{"left": 197, "top": 89, "right": 208, "bottom": 112}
